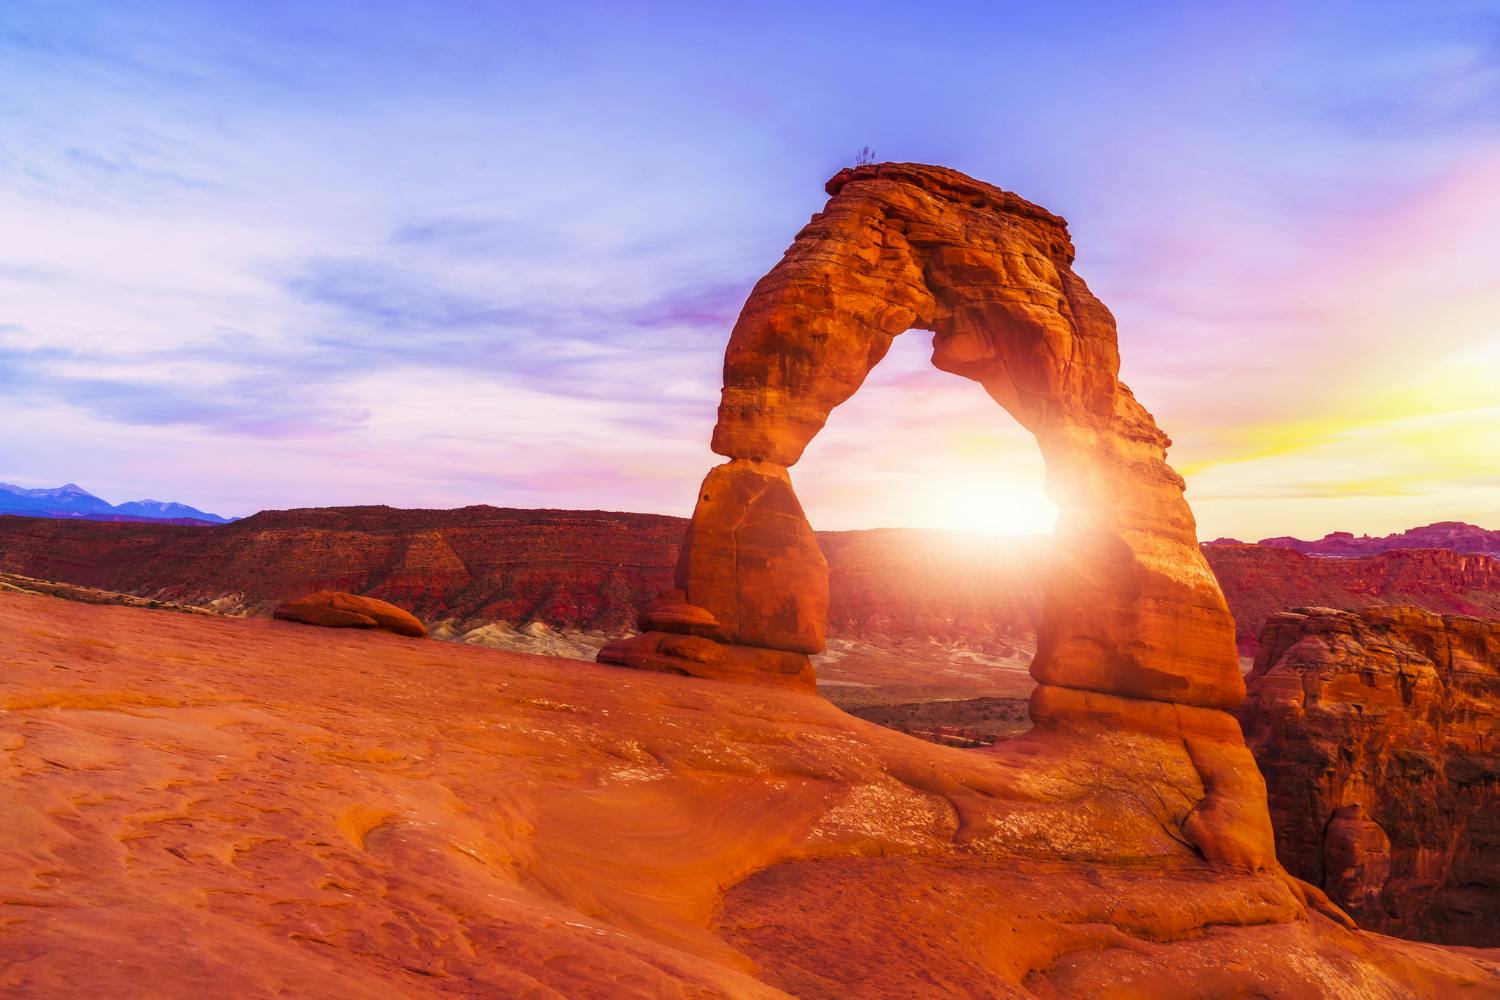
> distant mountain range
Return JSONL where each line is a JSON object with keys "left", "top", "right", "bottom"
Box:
{"left": 0, "top": 483, "right": 232, "bottom": 525}
{"left": 1208, "top": 521, "right": 1500, "bottom": 558}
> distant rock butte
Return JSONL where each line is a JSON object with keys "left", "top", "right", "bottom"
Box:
{"left": 1253, "top": 521, "right": 1500, "bottom": 558}
{"left": 1238, "top": 606, "right": 1500, "bottom": 945}
{"left": 273, "top": 591, "right": 427, "bottom": 638}
{"left": 3, "top": 589, "right": 1495, "bottom": 997}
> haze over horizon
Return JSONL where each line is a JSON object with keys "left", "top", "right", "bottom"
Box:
{"left": 3, "top": 1, "right": 1497, "bottom": 540}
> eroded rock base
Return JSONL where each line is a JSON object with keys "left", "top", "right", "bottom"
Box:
{"left": 598, "top": 630, "right": 816, "bottom": 692}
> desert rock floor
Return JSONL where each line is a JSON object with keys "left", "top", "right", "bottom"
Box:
{"left": 3, "top": 590, "right": 1497, "bottom": 998}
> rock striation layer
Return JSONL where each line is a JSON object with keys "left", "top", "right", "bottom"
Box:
{"left": 601, "top": 162, "right": 1242, "bottom": 712}
{"left": 1208, "top": 543, "right": 1500, "bottom": 653}
{"left": 1238, "top": 606, "right": 1500, "bottom": 944}
{"left": 7, "top": 511, "right": 1499, "bottom": 664}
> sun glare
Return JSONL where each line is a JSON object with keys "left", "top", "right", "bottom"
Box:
{"left": 911, "top": 472, "right": 1057, "bottom": 536}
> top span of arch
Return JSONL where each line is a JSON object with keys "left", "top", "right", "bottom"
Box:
{"left": 826, "top": 161, "right": 1072, "bottom": 245}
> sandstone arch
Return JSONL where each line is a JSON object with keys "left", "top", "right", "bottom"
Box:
{"left": 600, "top": 162, "right": 1243, "bottom": 714}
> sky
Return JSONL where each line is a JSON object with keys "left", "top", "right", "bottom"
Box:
{"left": 1, "top": 0, "right": 1497, "bottom": 540}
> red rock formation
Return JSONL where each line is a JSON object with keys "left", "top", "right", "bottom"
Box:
{"left": 0, "top": 506, "right": 686, "bottom": 633}
{"left": 593, "top": 163, "right": 1300, "bottom": 908}
{"left": 273, "top": 591, "right": 427, "bottom": 638}
{"left": 1257, "top": 521, "right": 1500, "bottom": 558}
{"left": 5, "top": 511, "right": 1499, "bottom": 666}
{"left": 0, "top": 509, "right": 1052, "bottom": 651}
{"left": 1238, "top": 606, "right": 1500, "bottom": 944}
{"left": 604, "top": 162, "right": 1242, "bottom": 711}
{"left": 1206, "top": 543, "right": 1500, "bottom": 653}
{"left": 5, "top": 589, "right": 1495, "bottom": 996}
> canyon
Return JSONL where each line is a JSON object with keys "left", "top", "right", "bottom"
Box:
{"left": 3, "top": 510, "right": 1497, "bottom": 658}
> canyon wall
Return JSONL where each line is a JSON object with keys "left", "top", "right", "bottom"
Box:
{"left": 1207, "top": 543, "right": 1500, "bottom": 653}
{"left": 0, "top": 510, "right": 1049, "bottom": 649}
{"left": 1237, "top": 606, "right": 1500, "bottom": 944}
{"left": 4, "top": 512, "right": 1498, "bottom": 657}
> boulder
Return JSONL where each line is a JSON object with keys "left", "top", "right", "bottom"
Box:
{"left": 273, "top": 591, "right": 426, "bottom": 638}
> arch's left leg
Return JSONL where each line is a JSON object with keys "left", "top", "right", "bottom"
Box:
{"left": 598, "top": 459, "right": 826, "bottom": 690}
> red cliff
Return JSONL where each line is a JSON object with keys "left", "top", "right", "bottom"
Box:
{"left": 1237, "top": 606, "right": 1500, "bottom": 944}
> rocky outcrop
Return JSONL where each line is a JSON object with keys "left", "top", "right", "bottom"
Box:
{"left": 1238, "top": 606, "right": 1500, "bottom": 943}
{"left": 273, "top": 591, "right": 427, "bottom": 637}
{"left": 603, "top": 162, "right": 1242, "bottom": 712}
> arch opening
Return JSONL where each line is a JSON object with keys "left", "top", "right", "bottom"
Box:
{"left": 792, "top": 326, "right": 1056, "bottom": 538}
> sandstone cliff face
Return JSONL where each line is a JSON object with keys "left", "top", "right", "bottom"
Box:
{"left": 5, "top": 512, "right": 1498, "bottom": 663}
{"left": 1238, "top": 606, "right": 1500, "bottom": 944}
{"left": 0, "top": 506, "right": 683, "bottom": 633}
{"left": 1206, "top": 543, "right": 1500, "bottom": 654}
{"left": 0, "top": 510, "right": 1046, "bottom": 650}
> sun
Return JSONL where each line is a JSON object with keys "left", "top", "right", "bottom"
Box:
{"left": 912, "top": 471, "right": 1058, "bottom": 536}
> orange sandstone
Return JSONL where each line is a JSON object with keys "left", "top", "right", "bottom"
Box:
{"left": 601, "top": 162, "right": 1240, "bottom": 710}
{"left": 600, "top": 162, "right": 1276, "bottom": 882}
{"left": 274, "top": 590, "right": 428, "bottom": 637}
{"left": 2, "top": 589, "right": 1495, "bottom": 997}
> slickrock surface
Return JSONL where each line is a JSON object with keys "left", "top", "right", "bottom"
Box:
{"left": 1238, "top": 606, "right": 1500, "bottom": 944}
{"left": 608, "top": 162, "right": 1241, "bottom": 709}
{"left": 274, "top": 591, "right": 428, "bottom": 638}
{"left": 3, "top": 589, "right": 1497, "bottom": 998}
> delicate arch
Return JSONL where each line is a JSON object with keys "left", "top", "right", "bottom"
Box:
{"left": 601, "top": 163, "right": 1243, "bottom": 712}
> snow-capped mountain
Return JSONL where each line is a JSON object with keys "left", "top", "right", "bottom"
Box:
{"left": 0, "top": 483, "right": 232, "bottom": 524}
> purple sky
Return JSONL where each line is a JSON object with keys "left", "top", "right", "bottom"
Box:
{"left": 2, "top": 1, "right": 1497, "bottom": 539}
